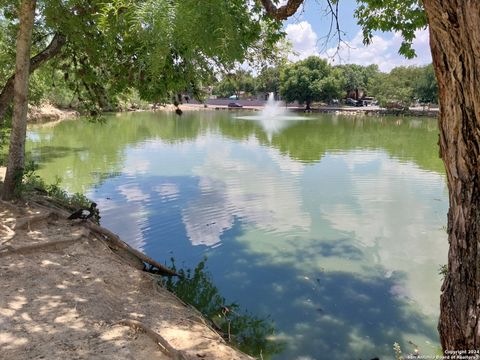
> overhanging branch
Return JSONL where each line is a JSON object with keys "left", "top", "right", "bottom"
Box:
{"left": 259, "top": 0, "right": 305, "bottom": 20}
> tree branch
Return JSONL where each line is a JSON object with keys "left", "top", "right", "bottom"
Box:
{"left": 259, "top": 0, "right": 305, "bottom": 20}
{"left": 317, "top": 0, "right": 350, "bottom": 60}
{"left": 0, "top": 33, "right": 67, "bottom": 126}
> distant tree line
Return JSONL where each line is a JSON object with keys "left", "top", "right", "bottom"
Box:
{"left": 212, "top": 57, "right": 439, "bottom": 109}
{"left": 12, "top": 55, "right": 438, "bottom": 112}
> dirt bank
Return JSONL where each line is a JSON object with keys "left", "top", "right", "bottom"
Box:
{"left": 28, "top": 103, "right": 79, "bottom": 123}
{"left": 0, "top": 198, "right": 253, "bottom": 360}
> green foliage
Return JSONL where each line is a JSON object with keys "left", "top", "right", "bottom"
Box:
{"left": 0, "top": 126, "right": 10, "bottom": 165}
{"left": 214, "top": 77, "right": 238, "bottom": 98}
{"left": 116, "top": 88, "right": 150, "bottom": 111}
{"left": 0, "top": 0, "right": 437, "bottom": 115}
{"left": 414, "top": 64, "right": 438, "bottom": 104}
{"left": 369, "top": 65, "right": 437, "bottom": 107}
{"left": 438, "top": 264, "right": 448, "bottom": 279}
{"left": 255, "top": 66, "right": 281, "bottom": 96}
{"left": 0, "top": 16, "right": 15, "bottom": 83}
{"left": 334, "top": 63, "right": 380, "bottom": 96}
{"left": 280, "top": 56, "right": 333, "bottom": 108}
{"left": 0, "top": 0, "right": 286, "bottom": 116}
{"left": 214, "top": 70, "right": 256, "bottom": 98}
{"left": 163, "top": 258, "right": 284, "bottom": 358}
{"left": 355, "top": 0, "right": 427, "bottom": 59}
{"left": 96, "top": 0, "right": 283, "bottom": 103}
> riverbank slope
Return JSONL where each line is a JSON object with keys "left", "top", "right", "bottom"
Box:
{"left": 0, "top": 196, "right": 253, "bottom": 360}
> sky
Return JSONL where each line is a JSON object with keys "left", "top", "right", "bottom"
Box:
{"left": 281, "top": 0, "right": 432, "bottom": 72}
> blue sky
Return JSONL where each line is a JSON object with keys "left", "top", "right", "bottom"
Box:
{"left": 281, "top": 0, "right": 432, "bottom": 72}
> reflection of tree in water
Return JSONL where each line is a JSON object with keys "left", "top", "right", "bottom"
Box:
{"left": 28, "top": 112, "right": 443, "bottom": 194}
{"left": 162, "top": 258, "right": 285, "bottom": 358}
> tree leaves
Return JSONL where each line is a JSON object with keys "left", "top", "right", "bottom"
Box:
{"left": 280, "top": 56, "right": 335, "bottom": 107}
{"left": 355, "top": 0, "right": 427, "bottom": 59}
{"left": 0, "top": 0, "right": 286, "bottom": 110}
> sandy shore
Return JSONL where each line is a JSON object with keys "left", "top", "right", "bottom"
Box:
{"left": 28, "top": 103, "right": 79, "bottom": 123}
{"left": 0, "top": 198, "right": 253, "bottom": 360}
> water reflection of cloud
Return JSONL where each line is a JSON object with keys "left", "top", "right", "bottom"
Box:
{"left": 153, "top": 183, "right": 179, "bottom": 200}
{"left": 266, "top": 147, "right": 305, "bottom": 175}
{"left": 123, "top": 156, "right": 151, "bottom": 176}
{"left": 320, "top": 151, "right": 448, "bottom": 316}
{"left": 181, "top": 145, "right": 311, "bottom": 246}
{"left": 98, "top": 183, "right": 150, "bottom": 251}
{"left": 92, "top": 197, "right": 148, "bottom": 252}
{"left": 182, "top": 177, "right": 234, "bottom": 246}
{"left": 117, "top": 184, "right": 150, "bottom": 202}
{"left": 218, "top": 149, "right": 448, "bottom": 352}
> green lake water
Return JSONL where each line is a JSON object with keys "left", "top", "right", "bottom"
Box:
{"left": 26, "top": 111, "right": 448, "bottom": 359}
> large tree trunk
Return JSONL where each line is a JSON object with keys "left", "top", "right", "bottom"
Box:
{"left": 423, "top": 0, "right": 480, "bottom": 350}
{"left": 0, "top": 32, "right": 66, "bottom": 127}
{"left": 2, "top": 0, "right": 37, "bottom": 200}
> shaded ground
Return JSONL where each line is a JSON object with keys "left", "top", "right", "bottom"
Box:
{"left": 0, "top": 199, "right": 252, "bottom": 360}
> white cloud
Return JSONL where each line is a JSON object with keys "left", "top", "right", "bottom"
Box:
{"left": 323, "top": 29, "right": 432, "bottom": 72}
{"left": 285, "top": 21, "right": 319, "bottom": 60}
{"left": 285, "top": 20, "right": 431, "bottom": 71}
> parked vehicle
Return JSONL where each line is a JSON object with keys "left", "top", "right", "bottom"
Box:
{"left": 228, "top": 102, "right": 243, "bottom": 108}
{"left": 345, "top": 98, "right": 358, "bottom": 106}
{"left": 346, "top": 98, "right": 364, "bottom": 107}
{"left": 362, "top": 97, "right": 376, "bottom": 106}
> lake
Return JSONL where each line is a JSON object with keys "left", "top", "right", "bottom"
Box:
{"left": 26, "top": 110, "right": 448, "bottom": 359}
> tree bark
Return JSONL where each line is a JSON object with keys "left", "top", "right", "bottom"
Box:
{"left": 423, "top": 0, "right": 480, "bottom": 350}
{"left": 0, "top": 32, "right": 66, "bottom": 127}
{"left": 305, "top": 100, "right": 311, "bottom": 111}
{"left": 259, "top": 0, "right": 305, "bottom": 20}
{"left": 2, "top": 0, "right": 37, "bottom": 200}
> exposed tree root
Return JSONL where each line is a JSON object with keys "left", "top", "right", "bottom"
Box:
{"left": 0, "top": 224, "right": 16, "bottom": 245}
{"left": 15, "top": 211, "right": 56, "bottom": 230}
{"left": 85, "top": 222, "right": 179, "bottom": 277}
{"left": 0, "top": 199, "right": 27, "bottom": 214}
{"left": 30, "top": 197, "right": 75, "bottom": 213}
{"left": 0, "top": 235, "right": 88, "bottom": 257}
{"left": 114, "top": 319, "right": 189, "bottom": 360}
